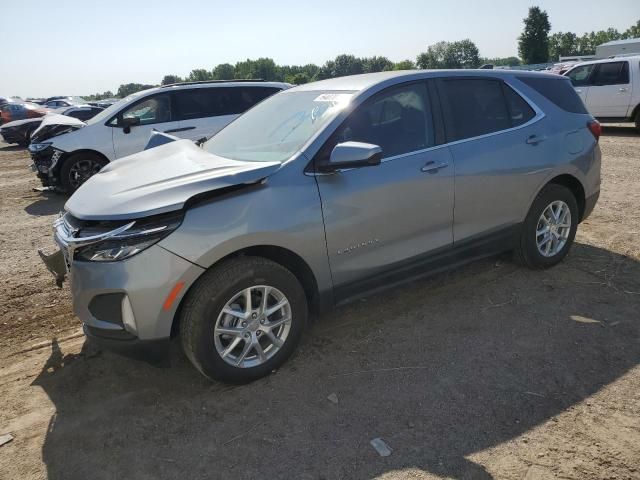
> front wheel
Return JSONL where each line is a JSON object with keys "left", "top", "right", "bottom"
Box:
{"left": 180, "top": 257, "right": 307, "bottom": 384}
{"left": 514, "top": 184, "right": 579, "bottom": 269}
{"left": 60, "top": 152, "right": 107, "bottom": 193}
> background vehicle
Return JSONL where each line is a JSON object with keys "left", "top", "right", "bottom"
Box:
{"left": 0, "top": 101, "right": 50, "bottom": 125}
{"left": 40, "top": 70, "right": 601, "bottom": 383}
{"left": 564, "top": 55, "right": 640, "bottom": 131}
{"left": 44, "top": 96, "right": 88, "bottom": 108}
{"left": 595, "top": 38, "right": 640, "bottom": 58}
{"left": 28, "top": 80, "right": 290, "bottom": 192}
{"left": 88, "top": 98, "right": 119, "bottom": 109}
{"left": 0, "top": 105, "right": 103, "bottom": 146}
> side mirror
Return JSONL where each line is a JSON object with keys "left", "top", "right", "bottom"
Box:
{"left": 319, "top": 141, "right": 382, "bottom": 173}
{"left": 121, "top": 116, "right": 140, "bottom": 134}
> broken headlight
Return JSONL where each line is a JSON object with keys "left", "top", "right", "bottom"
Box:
{"left": 29, "top": 142, "right": 52, "bottom": 153}
{"left": 74, "top": 212, "right": 183, "bottom": 262}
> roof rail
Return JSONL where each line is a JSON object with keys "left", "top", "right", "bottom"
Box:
{"left": 160, "top": 79, "right": 265, "bottom": 88}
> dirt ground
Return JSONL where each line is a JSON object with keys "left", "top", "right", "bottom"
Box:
{"left": 0, "top": 127, "right": 639, "bottom": 480}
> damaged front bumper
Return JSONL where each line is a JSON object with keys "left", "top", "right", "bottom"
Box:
{"left": 29, "top": 145, "right": 65, "bottom": 188}
{"left": 38, "top": 213, "right": 205, "bottom": 362}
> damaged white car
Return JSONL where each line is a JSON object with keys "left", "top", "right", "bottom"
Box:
{"left": 28, "top": 80, "right": 290, "bottom": 192}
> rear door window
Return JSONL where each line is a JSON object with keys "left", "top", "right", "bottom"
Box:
{"left": 437, "top": 78, "right": 511, "bottom": 141}
{"left": 230, "top": 87, "right": 281, "bottom": 113}
{"left": 591, "top": 61, "right": 630, "bottom": 86}
{"left": 174, "top": 86, "right": 281, "bottom": 120}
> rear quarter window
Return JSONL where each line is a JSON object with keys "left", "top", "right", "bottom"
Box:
{"left": 518, "top": 76, "right": 588, "bottom": 114}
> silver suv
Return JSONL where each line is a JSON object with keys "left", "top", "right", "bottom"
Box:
{"left": 41, "top": 70, "right": 601, "bottom": 383}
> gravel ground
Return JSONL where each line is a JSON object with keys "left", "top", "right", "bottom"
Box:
{"left": 0, "top": 127, "right": 639, "bottom": 480}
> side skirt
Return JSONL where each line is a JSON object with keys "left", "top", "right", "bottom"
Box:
{"left": 333, "top": 224, "right": 521, "bottom": 306}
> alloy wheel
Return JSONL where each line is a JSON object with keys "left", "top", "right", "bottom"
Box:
{"left": 536, "top": 200, "right": 572, "bottom": 257}
{"left": 68, "top": 159, "right": 103, "bottom": 189}
{"left": 214, "top": 285, "right": 291, "bottom": 368}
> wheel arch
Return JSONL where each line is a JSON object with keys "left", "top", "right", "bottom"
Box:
{"left": 170, "top": 244, "right": 322, "bottom": 338}
{"left": 543, "top": 174, "right": 586, "bottom": 221}
{"left": 60, "top": 148, "right": 110, "bottom": 166}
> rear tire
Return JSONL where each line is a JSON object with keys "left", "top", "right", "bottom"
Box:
{"left": 634, "top": 109, "right": 640, "bottom": 134}
{"left": 514, "top": 184, "right": 579, "bottom": 269}
{"left": 180, "top": 256, "right": 307, "bottom": 384}
{"left": 60, "top": 152, "right": 107, "bottom": 193}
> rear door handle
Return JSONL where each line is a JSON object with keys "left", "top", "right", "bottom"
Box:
{"left": 421, "top": 161, "right": 449, "bottom": 173}
{"left": 526, "top": 134, "right": 547, "bottom": 145}
{"left": 164, "top": 126, "right": 196, "bottom": 133}
{"left": 619, "top": 87, "right": 628, "bottom": 92}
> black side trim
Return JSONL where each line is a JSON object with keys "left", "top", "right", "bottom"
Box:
{"left": 83, "top": 325, "right": 170, "bottom": 365}
{"left": 164, "top": 126, "right": 196, "bottom": 133}
{"left": 334, "top": 224, "right": 520, "bottom": 305}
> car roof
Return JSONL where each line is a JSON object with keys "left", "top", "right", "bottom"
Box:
{"left": 574, "top": 55, "right": 640, "bottom": 65}
{"left": 289, "top": 69, "right": 565, "bottom": 93}
{"left": 158, "top": 80, "right": 291, "bottom": 91}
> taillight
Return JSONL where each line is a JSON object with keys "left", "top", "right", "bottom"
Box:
{"left": 587, "top": 120, "right": 601, "bottom": 141}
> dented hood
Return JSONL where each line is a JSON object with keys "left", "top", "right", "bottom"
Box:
{"left": 65, "top": 139, "right": 281, "bottom": 220}
{"left": 31, "top": 114, "right": 85, "bottom": 142}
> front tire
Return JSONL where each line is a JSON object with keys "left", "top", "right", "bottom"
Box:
{"left": 515, "top": 184, "right": 579, "bottom": 269}
{"left": 60, "top": 152, "right": 107, "bottom": 193}
{"left": 180, "top": 257, "right": 308, "bottom": 384}
{"left": 634, "top": 109, "right": 640, "bottom": 134}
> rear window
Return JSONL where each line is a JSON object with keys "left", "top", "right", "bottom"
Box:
{"left": 174, "top": 86, "right": 280, "bottom": 121}
{"left": 518, "top": 76, "right": 588, "bottom": 114}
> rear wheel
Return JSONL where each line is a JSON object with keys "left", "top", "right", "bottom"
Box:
{"left": 514, "top": 184, "right": 579, "bottom": 269}
{"left": 60, "top": 152, "right": 107, "bottom": 193}
{"left": 634, "top": 109, "right": 640, "bottom": 134}
{"left": 180, "top": 257, "right": 307, "bottom": 384}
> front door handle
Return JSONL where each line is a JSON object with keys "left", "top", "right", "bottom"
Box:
{"left": 421, "top": 161, "right": 449, "bottom": 173}
{"left": 526, "top": 134, "right": 547, "bottom": 145}
{"left": 619, "top": 87, "right": 628, "bottom": 92}
{"left": 164, "top": 126, "right": 196, "bottom": 133}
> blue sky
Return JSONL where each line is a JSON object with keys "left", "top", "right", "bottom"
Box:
{"left": 2, "top": 0, "right": 639, "bottom": 97}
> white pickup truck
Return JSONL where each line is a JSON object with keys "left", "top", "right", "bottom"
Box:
{"left": 564, "top": 55, "right": 640, "bottom": 132}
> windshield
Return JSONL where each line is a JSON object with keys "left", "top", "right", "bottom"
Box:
{"left": 203, "top": 90, "right": 354, "bottom": 162}
{"left": 85, "top": 90, "right": 150, "bottom": 126}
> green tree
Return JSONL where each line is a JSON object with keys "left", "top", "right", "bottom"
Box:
{"left": 548, "top": 32, "right": 578, "bottom": 59}
{"left": 318, "top": 54, "right": 364, "bottom": 79}
{"left": 362, "top": 56, "right": 394, "bottom": 73}
{"left": 285, "top": 72, "right": 310, "bottom": 85}
{"left": 481, "top": 56, "right": 521, "bottom": 67}
{"left": 234, "top": 58, "right": 280, "bottom": 80}
{"left": 622, "top": 20, "right": 640, "bottom": 39}
{"left": 393, "top": 59, "right": 416, "bottom": 70}
{"left": 161, "top": 74, "right": 182, "bottom": 85}
{"left": 212, "top": 63, "right": 235, "bottom": 80}
{"left": 416, "top": 41, "right": 449, "bottom": 69}
{"left": 518, "top": 6, "right": 551, "bottom": 64}
{"left": 117, "top": 83, "right": 154, "bottom": 97}
{"left": 416, "top": 40, "right": 480, "bottom": 69}
{"left": 187, "top": 69, "right": 213, "bottom": 82}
